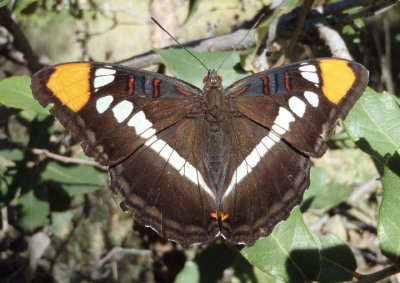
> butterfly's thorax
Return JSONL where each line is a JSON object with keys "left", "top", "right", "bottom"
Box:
{"left": 203, "top": 70, "right": 228, "bottom": 126}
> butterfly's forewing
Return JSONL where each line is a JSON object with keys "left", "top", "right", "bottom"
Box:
{"left": 226, "top": 58, "right": 369, "bottom": 158}
{"left": 31, "top": 62, "right": 201, "bottom": 166}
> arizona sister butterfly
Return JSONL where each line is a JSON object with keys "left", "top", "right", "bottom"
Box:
{"left": 30, "top": 23, "right": 368, "bottom": 247}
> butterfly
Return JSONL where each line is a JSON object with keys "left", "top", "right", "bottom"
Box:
{"left": 30, "top": 57, "right": 368, "bottom": 247}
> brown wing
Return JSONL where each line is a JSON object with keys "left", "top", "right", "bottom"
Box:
{"left": 109, "top": 118, "right": 220, "bottom": 247}
{"left": 227, "top": 58, "right": 369, "bottom": 158}
{"left": 217, "top": 116, "right": 311, "bottom": 245}
{"left": 31, "top": 62, "right": 201, "bottom": 166}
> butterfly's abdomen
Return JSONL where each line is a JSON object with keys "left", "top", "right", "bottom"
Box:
{"left": 205, "top": 127, "right": 229, "bottom": 194}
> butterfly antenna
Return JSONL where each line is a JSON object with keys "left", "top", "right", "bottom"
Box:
{"left": 151, "top": 17, "right": 209, "bottom": 72}
{"left": 216, "top": 14, "right": 265, "bottom": 73}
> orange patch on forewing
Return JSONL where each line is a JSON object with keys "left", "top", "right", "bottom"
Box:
{"left": 128, "top": 75, "right": 134, "bottom": 95}
{"left": 153, "top": 78, "right": 161, "bottom": 97}
{"left": 261, "top": 76, "right": 268, "bottom": 94}
{"left": 46, "top": 63, "right": 91, "bottom": 112}
{"left": 284, "top": 72, "right": 290, "bottom": 90}
{"left": 176, "top": 87, "right": 192, "bottom": 96}
{"left": 234, "top": 85, "right": 248, "bottom": 96}
{"left": 319, "top": 59, "right": 356, "bottom": 104}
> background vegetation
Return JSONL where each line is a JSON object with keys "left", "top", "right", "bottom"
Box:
{"left": 0, "top": 0, "right": 399, "bottom": 282}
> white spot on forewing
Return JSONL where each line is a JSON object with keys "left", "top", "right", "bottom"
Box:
{"left": 112, "top": 101, "right": 133, "bottom": 123}
{"left": 94, "top": 75, "right": 115, "bottom": 88}
{"left": 288, "top": 96, "right": 306, "bottom": 117}
{"left": 304, "top": 91, "right": 319, "bottom": 107}
{"left": 271, "top": 125, "right": 286, "bottom": 135}
{"left": 299, "top": 65, "right": 317, "bottom": 72}
{"left": 144, "top": 136, "right": 157, "bottom": 146}
{"left": 96, "top": 95, "right": 113, "bottom": 113}
{"left": 272, "top": 107, "right": 295, "bottom": 135}
{"left": 140, "top": 128, "right": 156, "bottom": 139}
{"left": 268, "top": 131, "right": 280, "bottom": 142}
{"left": 301, "top": 72, "right": 319, "bottom": 84}
{"left": 127, "top": 111, "right": 153, "bottom": 135}
{"left": 95, "top": 68, "right": 116, "bottom": 76}
{"left": 222, "top": 131, "right": 281, "bottom": 201}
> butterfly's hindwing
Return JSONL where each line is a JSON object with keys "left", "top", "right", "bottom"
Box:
{"left": 214, "top": 116, "right": 312, "bottom": 244}
{"left": 109, "top": 118, "right": 219, "bottom": 247}
{"left": 31, "top": 62, "right": 201, "bottom": 166}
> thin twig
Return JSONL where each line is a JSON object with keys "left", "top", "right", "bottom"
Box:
{"left": 117, "top": 0, "right": 396, "bottom": 69}
{"left": 5, "top": 140, "right": 107, "bottom": 171}
{"left": 0, "top": 6, "right": 42, "bottom": 72}
{"left": 319, "top": 0, "right": 376, "bottom": 15}
{"left": 97, "top": 246, "right": 152, "bottom": 268}
{"left": 313, "top": 17, "right": 352, "bottom": 59}
{"left": 382, "top": 18, "right": 394, "bottom": 93}
{"left": 30, "top": 147, "right": 107, "bottom": 170}
{"left": 274, "top": 0, "right": 313, "bottom": 67}
{"left": 357, "top": 265, "right": 400, "bottom": 282}
{"left": 118, "top": 28, "right": 252, "bottom": 68}
{"left": 347, "top": 175, "right": 380, "bottom": 207}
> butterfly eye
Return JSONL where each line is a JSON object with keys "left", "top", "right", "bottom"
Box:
{"left": 217, "top": 75, "right": 223, "bottom": 82}
{"left": 203, "top": 76, "right": 210, "bottom": 83}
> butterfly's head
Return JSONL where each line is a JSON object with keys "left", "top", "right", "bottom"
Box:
{"left": 203, "top": 69, "right": 223, "bottom": 87}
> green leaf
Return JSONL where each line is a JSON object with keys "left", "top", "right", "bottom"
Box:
{"left": 0, "top": 145, "right": 24, "bottom": 206}
{"left": 14, "top": 0, "right": 36, "bottom": 12}
{"left": 156, "top": 48, "right": 250, "bottom": 89}
{"left": 344, "top": 88, "right": 400, "bottom": 165}
{"left": 0, "top": 76, "right": 49, "bottom": 115}
{"left": 378, "top": 153, "right": 400, "bottom": 267}
{"left": 241, "top": 208, "right": 320, "bottom": 282}
{"left": 16, "top": 178, "right": 50, "bottom": 231}
{"left": 313, "top": 233, "right": 357, "bottom": 282}
{"left": 302, "top": 167, "right": 353, "bottom": 214}
{"left": 0, "top": 0, "right": 10, "bottom": 8}
{"left": 41, "top": 161, "right": 107, "bottom": 197}
{"left": 51, "top": 210, "right": 74, "bottom": 238}
{"left": 174, "top": 261, "right": 200, "bottom": 283}
{"left": 193, "top": 240, "right": 244, "bottom": 282}
{"left": 0, "top": 155, "right": 15, "bottom": 173}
